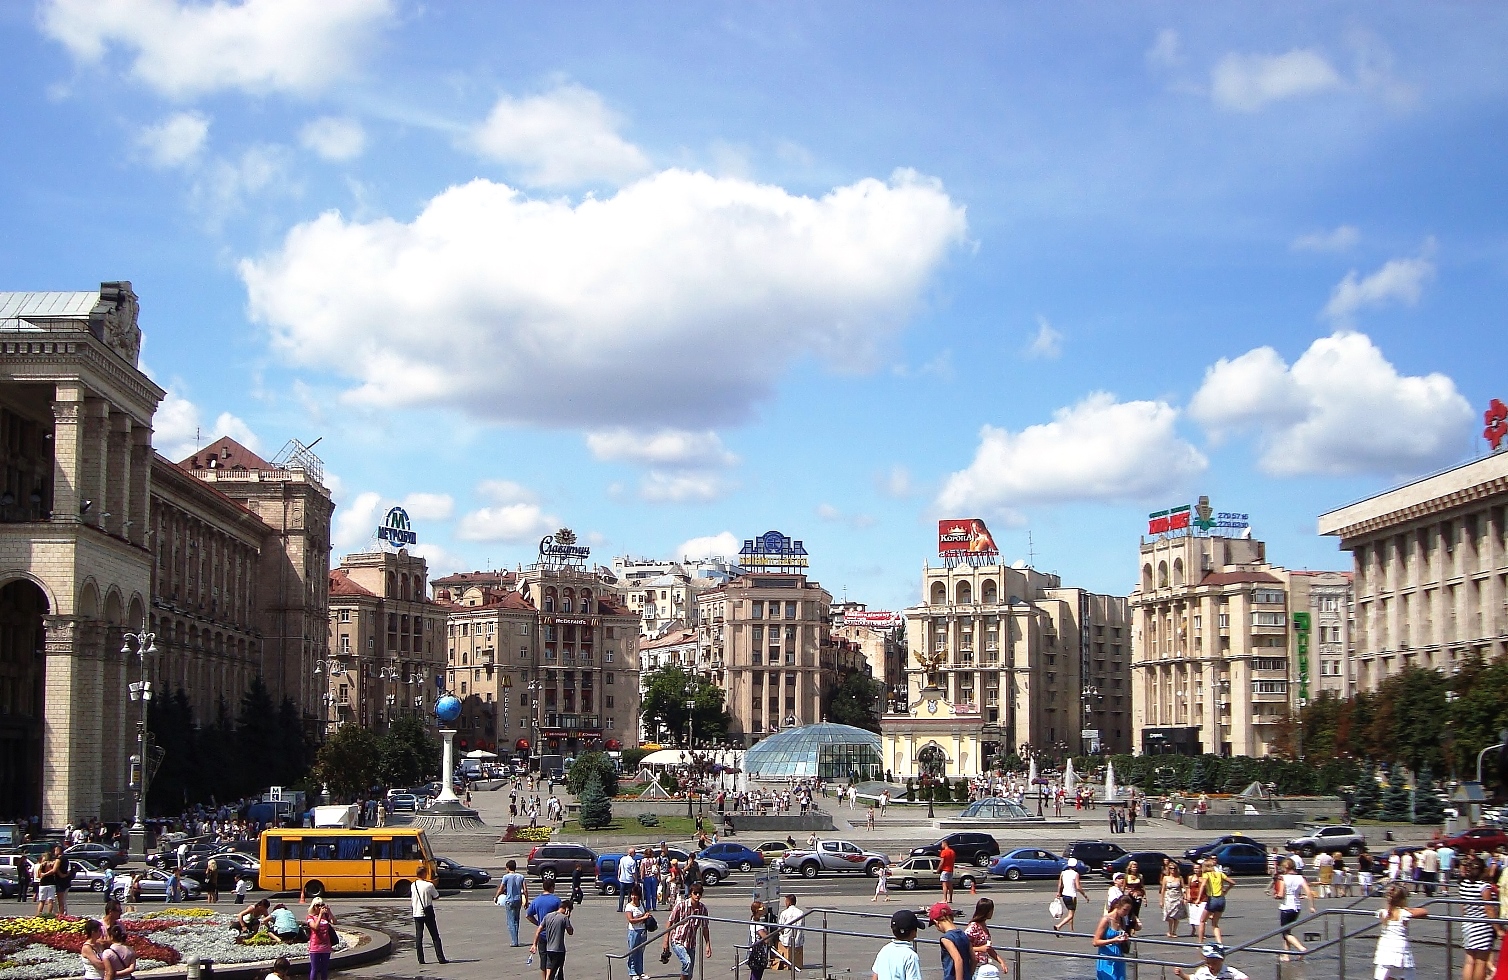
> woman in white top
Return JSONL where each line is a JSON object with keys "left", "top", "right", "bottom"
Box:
{"left": 1053, "top": 861, "right": 1081, "bottom": 933}
{"left": 1374, "top": 882, "right": 1428, "bottom": 979}
{"left": 624, "top": 884, "right": 651, "bottom": 980}
{"left": 1272, "top": 858, "right": 1316, "bottom": 954}
{"left": 80, "top": 919, "right": 115, "bottom": 980}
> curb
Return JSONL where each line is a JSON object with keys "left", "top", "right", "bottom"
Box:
{"left": 133, "top": 925, "right": 392, "bottom": 980}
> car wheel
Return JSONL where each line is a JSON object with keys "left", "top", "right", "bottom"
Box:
{"left": 800, "top": 862, "right": 819, "bottom": 879}
{"left": 702, "top": 870, "right": 721, "bottom": 886}
{"left": 973, "top": 854, "right": 990, "bottom": 868}
{"left": 901, "top": 877, "right": 917, "bottom": 891}
{"left": 1300, "top": 846, "right": 1316, "bottom": 858}
{"left": 91, "top": 881, "right": 106, "bottom": 892}
{"left": 739, "top": 861, "right": 753, "bottom": 872}
{"left": 1346, "top": 844, "right": 1362, "bottom": 857}
{"left": 393, "top": 880, "right": 411, "bottom": 898}
{"left": 1005, "top": 868, "right": 1022, "bottom": 882}
{"left": 864, "top": 861, "right": 882, "bottom": 878}
{"left": 304, "top": 881, "right": 325, "bottom": 897}
{"left": 959, "top": 875, "right": 977, "bottom": 889}
{"left": 459, "top": 876, "right": 477, "bottom": 890}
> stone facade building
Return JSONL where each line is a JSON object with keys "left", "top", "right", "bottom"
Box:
{"left": 1318, "top": 451, "right": 1508, "bottom": 690}
{"left": 1130, "top": 531, "right": 1347, "bottom": 757}
{"left": 325, "top": 549, "right": 447, "bottom": 732}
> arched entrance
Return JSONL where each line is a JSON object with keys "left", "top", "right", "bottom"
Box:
{"left": 0, "top": 580, "right": 47, "bottom": 820}
{"left": 917, "top": 744, "right": 948, "bottom": 778}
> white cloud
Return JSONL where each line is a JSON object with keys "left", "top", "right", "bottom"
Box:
{"left": 937, "top": 393, "right": 1208, "bottom": 520}
{"left": 39, "top": 0, "right": 395, "bottom": 97}
{"left": 1323, "top": 248, "right": 1435, "bottom": 322}
{"left": 468, "top": 85, "right": 651, "bottom": 187}
{"left": 677, "top": 532, "right": 740, "bottom": 561}
{"left": 586, "top": 429, "right": 737, "bottom": 469}
{"left": 817, "top": 503, "right": 876, "bottom": 529}
{"left": 400, "top": 492, "right": 454, "bottom": 521}
{"left": 1146, "top": 28, "right": 1181, "bottom": 68}
{"left": 136, "top": 111, "right": 209, "bottom": 168}
{"left": 410, "top": 542, "right": 463, "bottom": 578}
{"left": 193, "top": 144, "right": 293, "bottom": 219}
{"left": 332, "top": 489, "right": 383, "bottom": 552}
{"left": 1025, "top": 316, "right": 1062, "bottom": 360}
{"left": 476, "top": 480, "right": 537, "bottom": 505}
{"left": 1292, "top": 225, "right": 1360, "bottom": 253}
{"left": 637, "top": 471, "right": 731, "bottom": 504}
{"left": 153, "top": 389, "right": 260, "bottom": 461}
{"left": 455, "top": 503, "right": 557, "bottom": 543}
{"left": 876, "top": 465, "right": 917, "bottom": 499}
{"left": 1211, "top": 49, "right": 1343, "bottom": 112}
{"left": 241, "top": 168, "right": 966, "bottom": 428}
{"left": 1188, "top": 331, "right": 1472, "bottom": 477}
{"left": 300, "top": 116, "right": 366, "bottom": 161}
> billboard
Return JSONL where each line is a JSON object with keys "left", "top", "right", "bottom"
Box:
{"left": 377, "top": 506, "right": 417, "bottom": 546}
{"left": 1147, "top": 505, "right": 1190, "bottom": 536}
{"left": 938, "top": 519, "right": 998, "bottom": 556}
{"left": 739, "top": 531, "right": 809, "bottom": 572}
{"left": 839, "top": 610, "right": 903, "bottom": 630}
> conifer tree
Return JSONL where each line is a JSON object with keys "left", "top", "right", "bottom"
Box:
{"left": 579, "top": 771, "right": 613, "bottom": 829}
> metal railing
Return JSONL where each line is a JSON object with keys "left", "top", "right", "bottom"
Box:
{"left": 605, "top": 897, "right": 1508, "bottom": 980}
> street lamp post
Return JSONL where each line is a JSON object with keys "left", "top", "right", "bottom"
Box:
{"left": 685, "top": 698, "right": 696, "bottom": 820}
{"left": 121, "top": 629, "right": 157, "bottom": 862}
{"left": 313, "top": 659, "right": 347, "bottom": 731}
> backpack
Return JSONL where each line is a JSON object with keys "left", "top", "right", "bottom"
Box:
{"left": 746, "top": 937, "right": 770, "bottom": 971}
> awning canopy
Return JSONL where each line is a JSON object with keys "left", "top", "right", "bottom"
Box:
{"left": 464, "top": 749, "right": 498, "bottom": 759}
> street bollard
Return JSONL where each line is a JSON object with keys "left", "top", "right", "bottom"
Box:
{"left": 186, "top": 956, "right": 200, "bottom": 980}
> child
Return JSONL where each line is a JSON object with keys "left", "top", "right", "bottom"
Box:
{"left": 1174, "top": 943, "right": 1249, "bottom": 980}
{"left": 870, "top": 909, "right": 922, "bottom": 980}
{"left": 871, "top": 861, "right": 890, "bottom": 903}
{"left": 1372, "top": 882, "right": 1428, "bottom": 980}
{"left": 234, "top": 873, "right": 252, "bottom": 905}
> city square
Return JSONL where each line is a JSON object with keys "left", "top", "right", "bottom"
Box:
{"left": 0, "top": 3, "right": 1506, "bottom": 980}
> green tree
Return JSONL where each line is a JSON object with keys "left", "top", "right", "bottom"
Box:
{"left": 1412, "top": 766, "right": 1445, "bottom": 825}
{"left": 312, "top": 724, "right": 384, "bottom": 800}
{"left": 824, "top": 671, "right": 884, "bottom": 732}
{"left": 233, "top": 677, "right": 280, "bottom": 799}
{"left": 1222, "top": 757, "right": 1256, "bottom": 794}
{"left": 641, "top": 665, "right": 731, "bottom": 743}
{"left": 620, "top": 747, "right": 650, "bottom": 773}
{"left": 578, "top": 771, "right": 613, "bottom": 829}
{"left": 1188, "top": 757, "right": 1209, "bottom": 793}
{"left": 1351, "top": 770, "right": 1381, "bottom": 820}
{"left": 272, "top": 696, "right": 310, "bottom": 789}
{"left": 567, "top": 751, "right": 620, "bottom": 798}
{"left": 1380, "top": 765, "right": 1412, "bottom": 822}
{"left": 379, "top": 715, "right": 440, "bottom": 787}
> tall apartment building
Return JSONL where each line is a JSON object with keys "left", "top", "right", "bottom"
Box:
{"left": 699, "top": 572, "right": 876, "bottom": 746}
{"left": 1299, "top": 572, "right": 1356, "bottom": 697}
{"left": 180, "top": 437, "right": 334, "bottom": 719}
{"left": 883, "top": 562, "right": 1129, "bottom": 777}
{"left": 1319, "top": 450, "right": 1508, "bottom": 689}
{"left": 441, "top": 565, "right": 642, "bottom": 758}
{"left": 612, "top": 556, "right": 741, "bottom": 637}
{"left": 324, "top": 549, "right": 447, "bottom": 732}
{"left": 1130, "top": 531, "right": 1347, "bottom": 757}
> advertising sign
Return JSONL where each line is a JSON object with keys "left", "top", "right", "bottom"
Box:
{"left": 377, "top": 506, "right": 418, "bottom": 546}
{"left": 1293, "top": 612, "right": 1311, "bottom": 702}
{"left": 1486, "top": 398, "right": 1507, "bottom": 452}
{"left": 739, "top": 531, "right": 809, "bottom": 572}
{"left": 938, "top": 519, "right": 998, "bottom": 555}
{"left": 539, "top": 529, "right": 590, "bottom": 566}
{"left": 839, "top": 610, "right": 904, "bottom": 630}
{"left": 1148, "top": 505, "right": 1191, "bottom": 536}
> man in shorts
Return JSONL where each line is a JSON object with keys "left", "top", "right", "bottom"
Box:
{"left": 938, "top": 842, "right": 956, "bottom": 903}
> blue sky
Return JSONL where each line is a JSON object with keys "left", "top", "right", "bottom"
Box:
{"left": 4, "top": 2, "right": 1506, "bottom": 609}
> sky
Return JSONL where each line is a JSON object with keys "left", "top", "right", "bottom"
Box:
{"left": 3, "top": 2, "right": 1506, "bottom": 610}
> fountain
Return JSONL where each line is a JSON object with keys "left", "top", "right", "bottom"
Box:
{"left": 1101, "top": 760, "right": 1118, "bottom": 803}
{"left": 1027, "top": 756, "right": 1038, "bottom": 790}
{"left": 1064, "top": 758, "right": 1078, "bottom": 795}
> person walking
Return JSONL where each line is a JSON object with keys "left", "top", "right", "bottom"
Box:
{"left": 530, "top": 899, "right": 573, "bottom": 980}
{"left": 14, "top": 855, "right": 30, "bottom": 904}
{"left": 495, "top": 859, "right": 529, "bottom": 947}
{"left": 662, "top": 882, "right": 712, "bottom": 980}
{"left": 624, "top": 885, "right": 651, "bottom": 980}
{"left": 306, "top": 898, "right": 337, "bottom": 980}
{"left": 527, "top": 877, "right": 562, "bottom": 928}
{"left": 964, "top": 898, "right": 1006, "bottom": 977}
{"left": 205, "top": 857, "right": 220, "bottom": 904}
{"left": 1457, "top": 855, "right": 1496, "bottom": 980}
{"left": 1160, "top": 860, "right": 1187, "bottom": 938}
{"left": 1053, "top": 860, "right": 1081, "bottom": 933}
{"left": 618, "top": 847, "right": 640, "bottom": 913}
{"left": 1358, "top": 852, "right": 1376, "bottom": 898}
{"left": 870, "top": 909, "right": 922, "bottom": 980}
{"left": 640, "top": 850, "right": 659, "bottom": 913}
{"left": 34, "top": 848, "right": 58, "bottom": 917}
{"left": 1198, "top": 858, "right": 1234, "bottom": 945}
{"left": 1091, "top": 896, "right": 1135, "bottom": 980}
{"left": 872, "top": 860, "right": 891, "bottom": 902}
{"left": 747, "top": 901, "right": 773, "bottom": 980}
{"left": 777, "top": 893, "right": 807, "bottom": 971}
{"left": 1272, "top": 858, "right": 1316, "bottom": 955}
{"left": 928, "top": 903, "right": 973, "bottom": 980}
{"left": 410, "top": 866, "right": 447, "bottom": 965}
{"left": 1373, "top": 882, "right": 1428, "bottom": 980}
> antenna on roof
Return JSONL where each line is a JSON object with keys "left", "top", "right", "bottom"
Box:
{"left": 1027, "top": 532, "right": 1036, "bottom": 569}
{"left": 270, "top": 438, "right": 325, "bottom": 484}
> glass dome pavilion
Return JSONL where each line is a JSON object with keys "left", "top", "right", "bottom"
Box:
{"left": 743, "top": 723, "right": 883, "bottom": 780}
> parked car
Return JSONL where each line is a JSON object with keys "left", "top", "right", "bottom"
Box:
{"left": 66, "top": 859, "right": 116, "bottom": 892}
{"left": 1439, "top": 826, "right": 1508, "bottom": 853}
{"left": 1207, "top": 843, "right": 1270, "bottom": 876}
{"left": 1183, "top": 835, "right": 1263, "bottom": 862}
{"left": 63, "top": 842, "right": 127, "bottom": 869}
{"left": 754, "top": 840, "right": 794, "bottom": 860}
{"left": 700, "top": 842, "right": 766, "bottom": 871}
{"left": 179, "top": 852, "right": 260, "bottom": 891}
{"left": 388, "top": 794, "right": 419, "bottom": 813}
{"left": 777, "top": 839, "right": 888, "bottom": 878}
{"left": 1103, "top": 851, "right": 1194, "bottom": 880}
{"left": 1285, "top": 825, "right": 1366, "bottom": 858}
{"left": 148, "top": 840, "right": 221, "bottom": 869}
{"left": 109, "top": 868, "right": 204, "bottom": 901}
{"left": 990, "top": 848, "right": 1067, "bottom": 881}
{"left": 527, "top": 843, "right": 599, "bottom": 880}
{"left": 910, "top": 833, "right": 1001, "bottom": 868}
{"left": 18, "top": 840, "right": 65, "bottom": 861}
{"left": 890, "top": 855, "right": 980, "bottom": 891}
{"left": 1062, "top": 840, "right": 1128, "bottom": 872}
{"left": 433, "top": 857, "right": 491, "bottom": 890}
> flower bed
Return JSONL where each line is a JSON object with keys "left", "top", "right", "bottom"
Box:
{"left": 0, "top": 912, "right": 349, "bottom": 980}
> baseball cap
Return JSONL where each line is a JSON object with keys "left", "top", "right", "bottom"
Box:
{"left": 927, "top": 902, "right": 954, "bottom": 923}
{"left": 1200, "top": 943, "right": 1227, "bottom": 960}
{"left": 890, "top": 909, "right": 920, "bottom": 935}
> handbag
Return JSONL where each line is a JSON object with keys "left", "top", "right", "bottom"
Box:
{"left": 643, "top": 914, "right": 658, "bottom": 932}
{"left": 1048, "top": 898, "right": 1064, "bottom": 919}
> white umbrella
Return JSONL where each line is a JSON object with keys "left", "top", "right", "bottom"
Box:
{"left": 1064, "top": 758, "right": 1078, "bottom": 794}
{"left": 463, "top": 749, "right": 498, "bottom": 759}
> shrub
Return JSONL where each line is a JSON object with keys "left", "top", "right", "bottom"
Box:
{"left": 637, "top": 813, "right": 660, "bottom": 827}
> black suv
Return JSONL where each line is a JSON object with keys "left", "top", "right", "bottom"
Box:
{"left": 909, "top": 833, "right": 1000, "bottom": 868}
{"left": 526, "top": 843, "right": 598, "bottom": 879}
{"left": 1062, "top": 840, "right": 1128, "bottom": 872}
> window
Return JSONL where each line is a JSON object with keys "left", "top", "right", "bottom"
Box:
{"left": 1253, "top": 589, "right": 1285, "bottom": 605}
{"left": 339, "top": 610, "right": 350, "bottom": 623}
{"left": 1252, "top": 612, "right": 1287, "bottom": 627}
{"left": 752, "top": 601, "right": 764, "bottom": 619}
{"left": 1252, "top": 657, "right": 1288, "bottom": 671}
{"left": 1217, "top": 614, "right": 1229, "bottom": 628}
{"left": 606, "top": 651, "right": 614, "bottom": 663}
{"left": 1253, "top": 680, "right": 1288, "bottom": 694}
{"left": 786, "top": 601, "right": 797, "bottom": 619}
{"left": 606, "top": 673, "right": 615, "bottom": 685}
{"left": 520, "top": 624, "right": 529, "bottom": 636}
{"left": 606, "top": 717, "right": 615, "bottom": 729}
{"left": 605, "top": 695, "right": 615, "bottom": 708}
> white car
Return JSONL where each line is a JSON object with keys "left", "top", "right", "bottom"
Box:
{"left": 110, "top": 868, "right": 204, "bottom": 902}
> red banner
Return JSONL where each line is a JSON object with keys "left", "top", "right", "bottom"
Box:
{"left": 938, "top": 519, "right": 998, "bottom": 555}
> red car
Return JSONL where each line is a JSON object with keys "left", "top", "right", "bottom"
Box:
{"left": 1440, "top": 827, "right": 1508, "bottom": 852}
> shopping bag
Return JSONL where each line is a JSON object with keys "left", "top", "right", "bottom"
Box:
{"left": 1048, "top": 898, "right": 1065, "bottom": 919}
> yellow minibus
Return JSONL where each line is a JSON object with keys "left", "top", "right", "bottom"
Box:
{"left": 258, "top": 827, "right": 436, "bottom": 896}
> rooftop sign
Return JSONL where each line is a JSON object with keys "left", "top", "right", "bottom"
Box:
{"left": 1486, "top": 398, "right": 1507, "bottom": 452}
{"left": 540, "top": 528, "right": 590, "bottom": 567}
{"left": 840, "top": 610, "right": 904, "bottom": 630}
{"left": 938, "top": 519, "right": 997, "bottom": 556}
{"left": 739, "top": 530, "right": 809, "bottom": 572}
{"left": 377, "top": 506, "right": 417, "bottom": 546}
